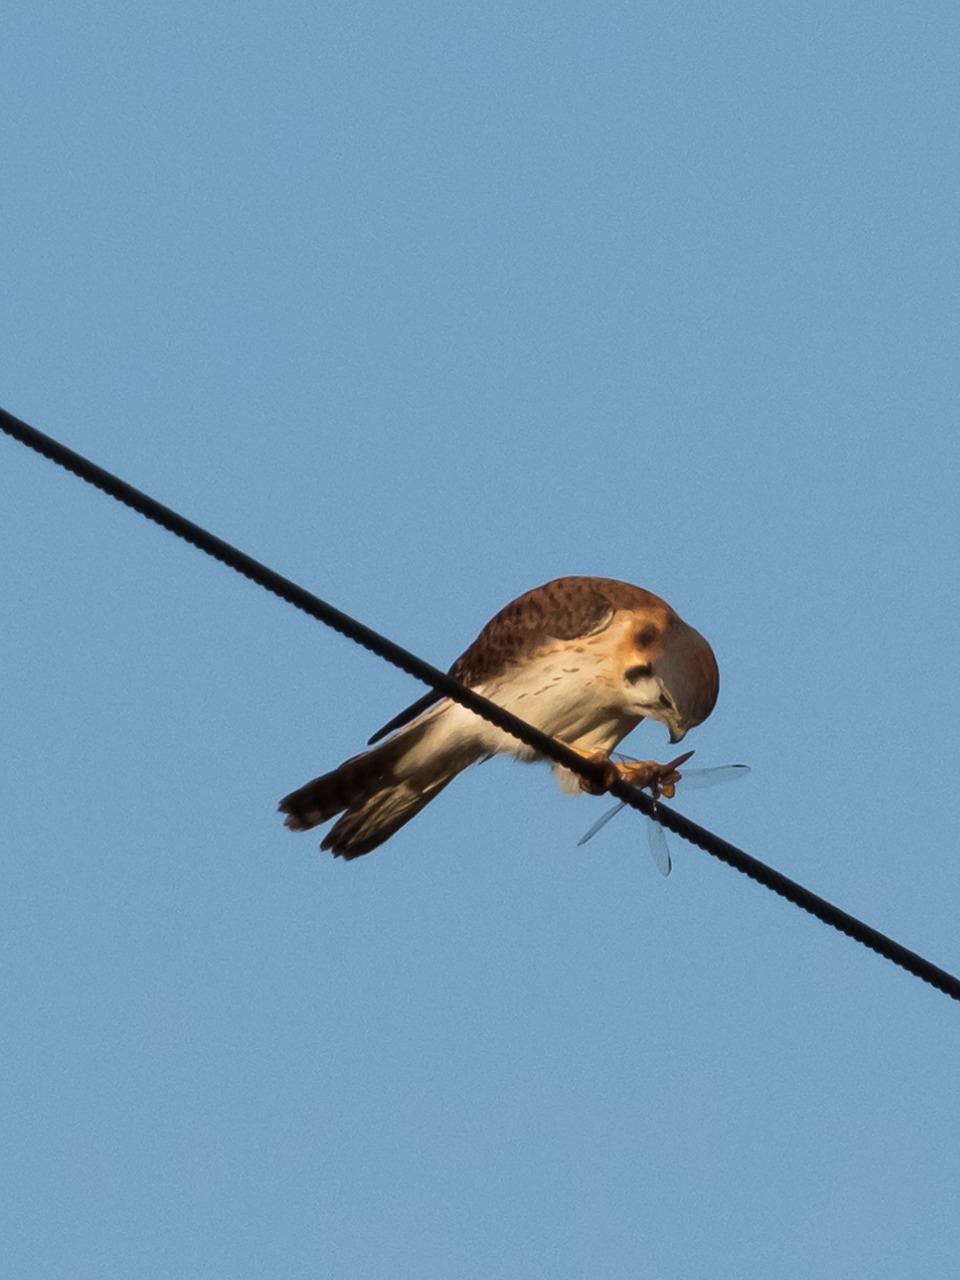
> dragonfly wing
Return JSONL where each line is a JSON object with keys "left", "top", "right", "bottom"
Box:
{"left": 577, "top": 800, "right": 627, "bottom": 846}
{"left": 579, "top": 799, "right": 672, "bottom": 875}
{"left": 676, "top": 764, "right": 750, "bottom": 792}
{"left": 647, "top": 815, "right": 672, "bottom": 877}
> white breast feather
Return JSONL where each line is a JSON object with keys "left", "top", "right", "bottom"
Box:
{"left": 458, "top": 621, "right": 642, "bottom": 792}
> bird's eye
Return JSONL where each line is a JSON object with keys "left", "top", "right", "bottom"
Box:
{"left": 658, "top": 693, "right": 673, "bottom": 709}
{"left": 635, "top": 627, "right": 658, "bottom": 649}
{"left": 626, "top": 664, "right": 653, "bottom": 683}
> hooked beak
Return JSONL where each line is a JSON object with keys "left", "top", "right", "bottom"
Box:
{"left": 668, "top": 725, "right": 687, "bottom": 744}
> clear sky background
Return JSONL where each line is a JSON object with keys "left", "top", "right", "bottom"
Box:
{"left": 2, "top": 3, "right": 959, "bottom": 1277}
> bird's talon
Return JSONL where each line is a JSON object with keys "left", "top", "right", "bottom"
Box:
{"left": 609, "top": 749, "right": 696, "bottom": 798}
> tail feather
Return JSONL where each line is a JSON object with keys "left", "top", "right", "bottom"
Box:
{"left": 279, "top": 704, "right": 484, "bottom": 858}
{"left": 279, "top": 743, "right": 399, "bottom": 832}
{"left": 319, "top": 774, "right": 458, "bottom": 859}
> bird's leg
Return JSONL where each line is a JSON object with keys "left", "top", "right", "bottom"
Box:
{"left": 568, "top": 748, "right": 695, "bottom": 798}
{"left": 563, "top": 748, "right": 617, "bottom": 795}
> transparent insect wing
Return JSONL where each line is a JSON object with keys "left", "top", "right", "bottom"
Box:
{"left": 672, "top": 764, "right": 750, "bottom": 792}
{"left": 576, "top": 801, "right": 626, "bottom": 846}
{"left": 645, "top": 765, "right": 748, "bottom": 875}
{"left": 646, "top": 810, "right": 672, "bottom": 877}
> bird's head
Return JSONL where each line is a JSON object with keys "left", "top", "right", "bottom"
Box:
{"left": 623, "top": 612, "right": 719, "bottom": 743}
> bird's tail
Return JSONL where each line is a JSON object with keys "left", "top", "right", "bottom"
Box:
{"left": 278, "top": 704, "right": 483, "bottom": 858}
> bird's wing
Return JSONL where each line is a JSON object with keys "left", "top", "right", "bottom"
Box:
{"left": 449, "top": 576, "right": 663, "bottom": 685}
{"left": 367, "top": 576, "right": 666, "bottom": 745}
{"left": 367, "top": 690, "right": 444, "bottom": 745}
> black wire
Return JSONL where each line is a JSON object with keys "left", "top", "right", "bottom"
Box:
{"left": 3, "top": 405, "right": 959, "bottom": 1004}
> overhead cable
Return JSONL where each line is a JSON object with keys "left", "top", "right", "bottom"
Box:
{"left": 3, "top": 405, "right": 958, "bottom": 1004}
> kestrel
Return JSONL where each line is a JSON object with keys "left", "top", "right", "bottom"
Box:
{"left": 279, "top": 576, "right": 719, "bottom": 858}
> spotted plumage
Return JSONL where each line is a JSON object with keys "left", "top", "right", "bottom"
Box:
{"left": 279, "top": 576, "right": 719, "bottom": 858}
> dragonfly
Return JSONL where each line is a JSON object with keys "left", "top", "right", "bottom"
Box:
{"left": 577, "top": 749, "right": 750, "bottom": 876}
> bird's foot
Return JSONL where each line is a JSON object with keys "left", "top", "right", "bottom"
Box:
{"left": 574, "top": 749, "right": 695, "bottom": 798}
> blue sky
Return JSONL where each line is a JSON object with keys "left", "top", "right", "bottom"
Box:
{"left": 2, "top": 2, "right": 960, "bottom": 1276}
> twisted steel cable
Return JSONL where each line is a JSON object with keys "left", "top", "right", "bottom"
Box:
{"left": 3, "top": 405, "right": 958, "bottom": 1003}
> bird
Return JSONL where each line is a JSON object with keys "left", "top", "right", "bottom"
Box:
{"left": 279, "top": 576, "right": 719, "bottom": 859}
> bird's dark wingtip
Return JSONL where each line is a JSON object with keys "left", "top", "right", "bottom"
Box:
{"left": 367, "top": 690, "right": 442, "bottom": 744}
